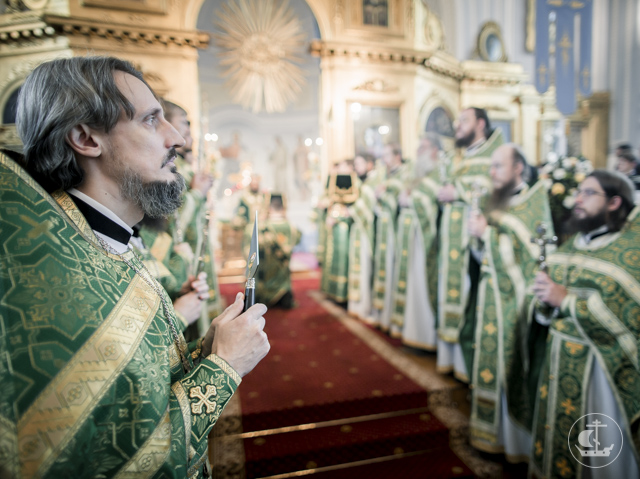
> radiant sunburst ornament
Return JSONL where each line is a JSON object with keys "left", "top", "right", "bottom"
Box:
{"left": 213, "top": 0, "right": 306, "bottom": 113}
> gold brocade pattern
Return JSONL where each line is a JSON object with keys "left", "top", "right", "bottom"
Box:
{"left": 17, "top": 274, "right": 161, "bottom": 478}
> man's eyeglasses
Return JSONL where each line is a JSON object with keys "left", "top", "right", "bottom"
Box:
{"left": 573, "top": 188, "right": 608, "bottom": 198}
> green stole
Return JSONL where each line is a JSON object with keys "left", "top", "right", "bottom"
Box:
{"left": 529, "top": 208, "right": 640, "bottom": 478}
{"left": 372, "top": 164, "right": 408, "bottom": 318}
{"left": 0, "top": 153, "right": 241, "bottom": 479}
{"left": 172, "top": 156, "right": 222, "bottom": 338}
{"left": 251, "top": 217, "right": 301, "bottom": 307}
{"left": 390, "top": 172, "right": 440, "bottom": 340}
{"left": 437, "top": 129, "right": 504, "bottom": 343}
{"left": 469, "top": 181, "right": 554, "bottom": 454}
{"left": 137, "top": 226, "right": 189, "bottom": 301}
{"left": 321, "top": 204, "right": 353, "bottom": 302}
{"left": 347, "top": 181, "right": 376, "bottom": 304}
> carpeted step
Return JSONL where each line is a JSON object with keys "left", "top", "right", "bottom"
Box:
{"left": 275, "top": 449, "right": 475, "bottom": 479}
{"left": 243, "top": 409, "right": 451, "bottom": 478}
{"left": 242, "top": 390, "right": 430, "bottom": 432}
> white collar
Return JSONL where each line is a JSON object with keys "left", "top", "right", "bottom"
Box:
{"left": 67, "top": 188, "right": 133, "bottom": 254}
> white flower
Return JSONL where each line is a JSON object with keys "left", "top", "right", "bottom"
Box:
{"left": 576, "top": 160, "right": 594, "bottom": 174}
{"left": 547, "top": 152, "right": 559, "bottom": 164}
{"left": 563, "top": 195, "right": 576, "bottom": 209}
{"left": 553, "top": 168, "right": 567, "bottom": 180}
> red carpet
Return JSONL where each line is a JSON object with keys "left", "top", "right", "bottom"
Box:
{"left": 216, "top": 276, "right": 474, "bottom": 479}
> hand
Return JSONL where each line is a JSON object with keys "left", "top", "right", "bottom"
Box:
{"left": 191, "top": 172, "right": 214, "bottom": 195}
{"left": 468, "top": 212, "right": 488, "bottom": 238}
{"left": 178, "top": 273, "right": 208, "bottom": 298}
{"left": 203, "top": 293, "right": 270, "bottom": 377}
{"left": 532, "top": 272, "right": 567, "bottom": 308}
{"left": 173, "top": 292, "right": 203, "bottom": 325}
{"left": 437, "top": 183, "right": 457, "bottom": 203}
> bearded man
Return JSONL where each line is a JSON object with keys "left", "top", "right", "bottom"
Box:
{"left": 465, "top": 144, "right": 554, "bottom": 462}
{"left": 162, "top": 100, "right": 222, "bottom": 338}
{"left": 436, "top": 107, "right": 504, "bottom": 381}
{"left": 0, "top": 56, "right": 269, "bottom": 478}
{"left": 529, "top": 170, "right": 640, "bottom": 478}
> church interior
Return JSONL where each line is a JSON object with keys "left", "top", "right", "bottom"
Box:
{"left": 1, "top": 0, "right": 639, "bottom": 478}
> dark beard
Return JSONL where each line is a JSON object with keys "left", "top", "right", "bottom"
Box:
{"left": 120, "top": 168, "right": 186, "bottom": 218}
{"left": 140, "top": 214, "right": 169, "bottom": 232}
{"left": 487, "top": 178, "right": 517, "bottom": 213}
{"left": 455, "top": 130, "right": 475, "bottom": 148}
{"left": 566, "top": 210, "right": 608, "bottom": 235}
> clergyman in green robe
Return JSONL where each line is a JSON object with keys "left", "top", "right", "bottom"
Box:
{"left": 466, "top": 144, "right": 554, "bottom": 462}
{"left": 371, "top": 144, "right": 410, "bottom": 332}
{"left": 321, "top": 171, "right": 358, "bottom": 303}
{"left": 248, "top": 194, "right": 301, "bottom": 308}
{"left": 0, "top": 57, "right": 269, "bottom": 479}
{"left": 529, "top": 170, "right": 640, "bottom": 479}
{"left": 389, "top": 133, "right": 443, "bottom": 349}
{"left": 130, "top": 217, "right": 211, "bottom": 333}
{"left": 436, "top": 107, "right": 504, "bottom": 381}
{"left": 347, "top": 153, "right": 383, "bottom": 322}
{"left": 163, "top": 100, "right": 223, "bottom": 339}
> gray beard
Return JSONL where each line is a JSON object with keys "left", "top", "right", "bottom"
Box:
{"left": 120, "top": 166, "right": 186, "bottom": 218}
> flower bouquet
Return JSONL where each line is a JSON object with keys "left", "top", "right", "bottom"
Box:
{"left": 538, "top": 154, "right": 594, "bottom": 243}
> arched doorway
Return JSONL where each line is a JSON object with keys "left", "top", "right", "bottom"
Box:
{"left": 195, "top": 0, "right": 323, "bottom": 256}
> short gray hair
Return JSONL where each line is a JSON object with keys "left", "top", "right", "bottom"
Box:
{"left": 16, "top": 56, "right": 150, "bottom": 191}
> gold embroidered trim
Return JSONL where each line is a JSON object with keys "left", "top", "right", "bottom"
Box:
{"left": 17, "top": 275, "right": 160, "bottom": 478}
{"left": 112, "top": 407, "right": 172, "bottom": 479}
{"left": 205, "top": 355, "right": 242, "bottom": 386}
{"left": 171, "top": 381, "right": 192, "bottom": 465}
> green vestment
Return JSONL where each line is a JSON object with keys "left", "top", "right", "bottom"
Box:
{"left": 0, "top": 153, "right": 241, "bottom": 479}
{"left": 529, "top": 209, "right": 640, "bottom": 478}
{"left": 137, "top": 226, "right": 189, "bottom": 301}
{"left": 232, "top": 191, "right": 269, "bottom": 231}
{"left": 249, "top": 217, "right": 300, "bottom": 307}
{"left": 437, "top": 130, "right": 504, "bottom": 344}
{"left": 171, "top": 156, "right": 222, "bottom": 338}
{"left": 390, "top": 171, "right": 441, "bottom": 349}
{"left": 372, "top": 164, "right": 409, "bottom": 331}
{"left": 321, "top": 203, "right": 353, "bottom": 303}
{"left": 131, "top": 227, "right": 193, "bottom": 332}
{"left": 347, "top": 175, "right": 379, "bottom": 320}
{"left": 469, "top": 181, "right": 554, "bottom": 458}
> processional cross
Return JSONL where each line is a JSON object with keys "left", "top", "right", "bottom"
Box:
{"left": 531, "top": 222, "right": 559, "bottom": 318}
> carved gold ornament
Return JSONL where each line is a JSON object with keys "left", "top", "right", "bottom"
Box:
{"left": 213, "top": 0, "right": 306, "bottom": 113}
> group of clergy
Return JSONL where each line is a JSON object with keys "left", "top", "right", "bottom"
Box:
{"left": 318, "top": 107, "right": 640, "bottom": 478}
{"left": 129, "top": 99, "right": 223, "bottom": 342}
{"left": 232, "top": 175, "right": 301, "bottom": 309}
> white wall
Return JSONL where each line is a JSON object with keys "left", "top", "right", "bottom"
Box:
{"left": 424, "top": 0, "right": 639, "bottom": 154}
